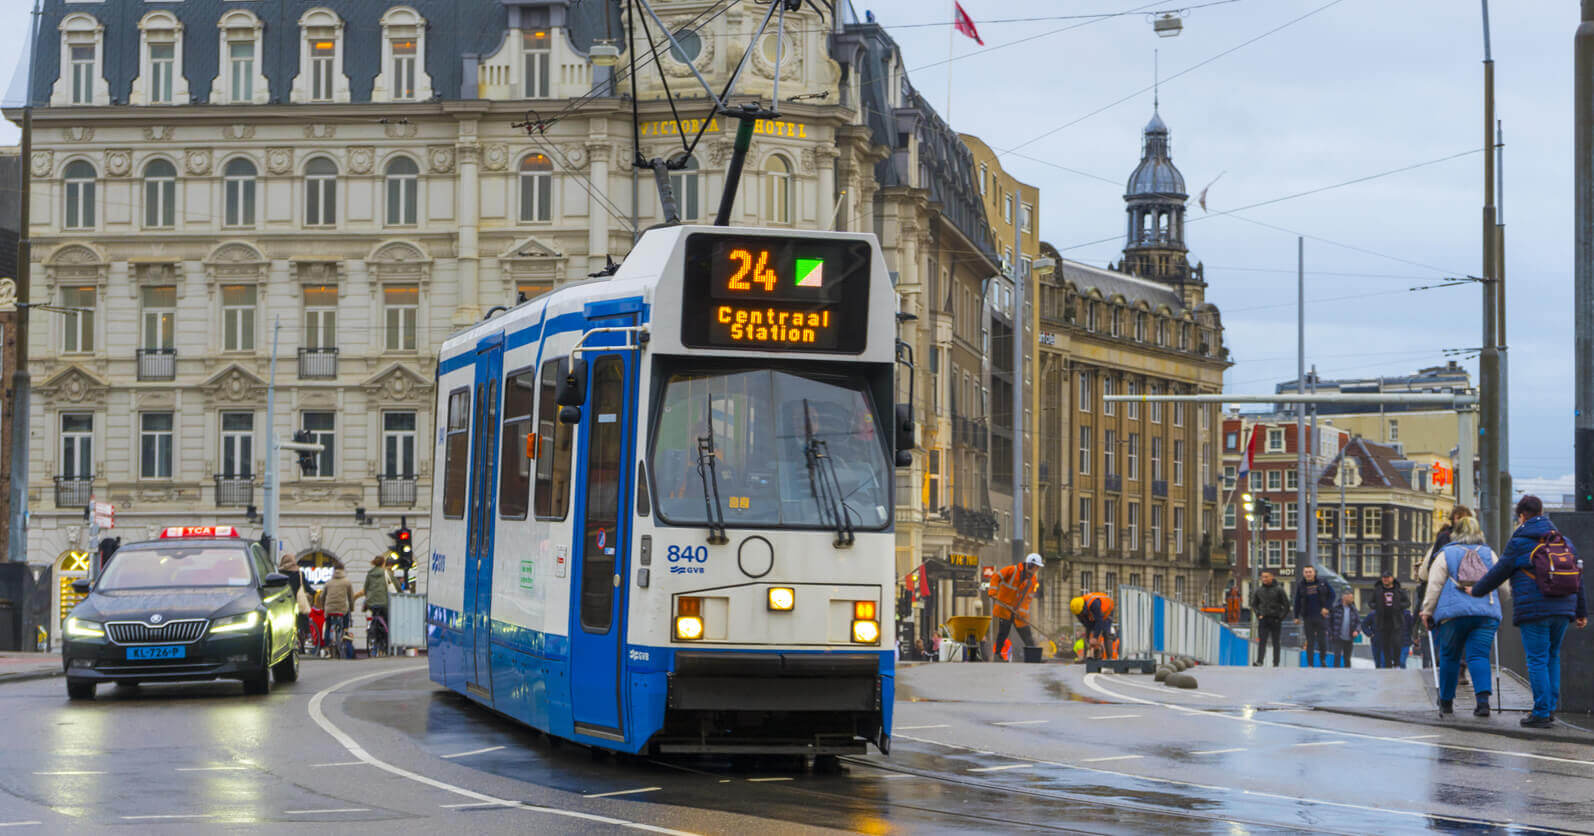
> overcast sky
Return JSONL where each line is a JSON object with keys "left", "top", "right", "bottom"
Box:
{"left": 1, "top": 1, "right": 1584, "bottom": 484}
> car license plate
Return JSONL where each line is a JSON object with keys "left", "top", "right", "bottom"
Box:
{"left": 127, "top": 645, "right": 185, "bottom": 660}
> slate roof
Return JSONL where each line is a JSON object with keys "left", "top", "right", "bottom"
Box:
{"left": 1059, "top": 258, "right": 1187, "bottom": 312}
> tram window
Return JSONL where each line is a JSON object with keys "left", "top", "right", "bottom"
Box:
{"left": 580, "top": 356, "right": 625, "bottom": 633}
{"left": 499, "top": 368, "right": 536, "bottom": 519}
{"left": 442, "top": 387, "right": 470, "bottom": 518}
{"left": 534, "top": 359, "right": 575, "bottom": 520}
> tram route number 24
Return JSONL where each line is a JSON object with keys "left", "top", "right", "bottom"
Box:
{"left": 667, "top": 544, "right": 709, "bottom": 575}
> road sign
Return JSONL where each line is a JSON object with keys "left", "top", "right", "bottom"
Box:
{"left": 93, "top": 515, "right": 114, "bottom": 529}
{"left": 93, "top": 502, "right": 114, "bottom": 517}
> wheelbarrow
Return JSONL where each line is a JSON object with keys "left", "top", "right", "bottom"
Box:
{"left": 943, "top": 615, "right": 991, "bottom": 662}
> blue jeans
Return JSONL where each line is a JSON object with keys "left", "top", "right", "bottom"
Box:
{"left": 1435, "top": 616, "right": 1499, "bottom": 702}
{"left": 1520, "top": 617, "right": 1572, "bottom": 718}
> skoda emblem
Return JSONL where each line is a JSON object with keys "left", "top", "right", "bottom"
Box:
{"left": 149, "top": 614, "right": 164, "bottom": 624}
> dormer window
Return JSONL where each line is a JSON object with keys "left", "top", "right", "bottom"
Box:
{"left": 135, "top": 12, "right": 187, "bottom": 106}
{"left": 294, "top": 8, "right": 348, "bottom": 104}
{"left": 523, "top": 30, "right": 551, "bottom": 98}
{"left": 393, "top": 40, "right": 417, "bottom": 99}
{"left": 377, "top": 7, "right": 431, "bottom": 103}
{"left": 310, "top": 40, "right": 336, "bottom": 101}
{"left": 70, "top": 45, "right": 95, "bottom": 104}
{"left": 214, "top": 11, "right": 267, "bottom": 104}
{"left": 53, "top": 13, "right": 107, "bottom": 107}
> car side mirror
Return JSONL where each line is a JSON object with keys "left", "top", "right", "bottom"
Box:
{"left": 263, "top": 572, "right": 290, "bottom": 588}
{"left": 71, "top": 579, "right": 91, "bottom": 595}
{"left": 556, "top": 356, "right": 587, "bottom": 406}
{"left": 894, "top": 403, "right": 915, "bottom": 468}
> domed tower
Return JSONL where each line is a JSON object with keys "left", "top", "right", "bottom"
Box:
{"left": 1121, "top": 106, "right": 1205, "bottom": 304}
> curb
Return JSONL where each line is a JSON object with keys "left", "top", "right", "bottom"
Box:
{"left": 1315, "top": 705, "right": 1594, "bottom": 745}
{"left": 0, "top": 668, "right": 64, "bottom": 686}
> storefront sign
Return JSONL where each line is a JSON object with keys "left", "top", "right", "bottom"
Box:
{"left": 638, "top": 117, "right": 809, "bottom": 138}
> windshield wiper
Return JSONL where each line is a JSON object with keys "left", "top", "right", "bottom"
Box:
{"left": 802, "top": 399, "right": 855, "bottom": 547}
{"left": 696, "top": 395, "right": 730, "bottom": 545}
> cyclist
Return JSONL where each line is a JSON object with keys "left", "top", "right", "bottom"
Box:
{"left": 360, "top": 553, "right": 393, "bottom": 656}
{"left": 320, "top": 566, "right": 356, "bottom": 658}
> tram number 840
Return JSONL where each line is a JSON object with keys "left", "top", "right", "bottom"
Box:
{"left": 667, "top": 544, "right": 709, "bottom": 575}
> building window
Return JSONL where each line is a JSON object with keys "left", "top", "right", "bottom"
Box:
{"left": 220, "top": 412, "right": 254, "bottom": 478}
{"left": 310, "top": 38, "right": 337, "bottom": 101}
{"left": 383, "top": 411, "right": 416, "bottom": 479}
{"left": 979, "top": 164, "right": 987, "bottom": 194}
{"left": 1267, "top": 469, "right": 1282, "bottom": 491}
{"left": 384, "top": 286, "right": 418, "bottom": 351}
{"left": 222, "top": 158, "right": 258, "bottom": 226}
{"left": 519, "top": 154, "right": 553, "bottom": 222}
{"left": 1150, "top": 504, "right": 1163, "bottom": 551}
{"left": 1104, "top": 500, "right": 1116, "bottom": 548}
{"left": 70, "top": 44, "right": 96, "bottom": 104}
{"left": 1173, "top": 400, "right": 1184, "bottom": 427}
{"left": 1364, "top": 508, "right": 1383, "bottom": 538}
{"left": 1285, "top": 468, "right": 1299, "bottom": 491}
{"left": 141, "top": 286, "right": 176, "bottom": 350}
{"left": 303, "top": 285, "right": 338, "bottom": 348}
{"left": 1103, "top": 430, "right": 1116, "bottom": 476}
{"left": 669, "top": 155, "right": 701, "bottom": 221}
{"left": 1284, "top": 502, "right": 1299, "bottom": 530}
{"left": 1267, "top": 428, "right": 1285, "bottom": 452}
{"left": 1173, "top": 439, "right": 1185, "bottom": 485}
{"left": 304, "top": 157, "right": 338, "bottom": 226}
{"left": 143, "top": 159, "right": 177, "bottom": 228}
{"left": 302, "top": 412, "right": 335, "bottom": 478}
{"left": 1223, "top": 503, "right": 1236, "bottom": 530}
{"left": 1078, "top": 371, "right": 1092, "bottom": 412}
{"left": 385, "top": 157, "right": 419, "bottom": 226}
{"left": 1225, "top": 430, "right": 1238, "bottom": 450}
{"left": 148, "top": 43, "right": 175, "bottom": 104}
{"left": 1020, "top": 203, "right": 1033, "bottom": 232}
{"left": 1125, "top": 380, "right": 1138, "bottom": 419}
{"left": 1149, "top": 385, "right": 1162, "bottom": 423}
{"left": 1002, "top": 196, "right": 1012, "bottom": 223}
{"left": 764, "top": 155, "right": 793, "bottom": 224}
{"left": 523, "top": 29, "right": 551, "bottom": 98}
{"left": 221, "top": 285, "right": 256, "bottom": 352}
{"left": 391, "top": 38, "right": 417, "bottom": 100}
{"left": 1105, "top": 571, "right": 1118, "bottom": 592}
{"left": 1149, "top": 437, "right": 1163, "bottom": 482}
{"left": 1249, "top": 470, "right": 1263, "bottom": 491}
{"left": 139, "top": 412, "right": 174, "bottom": 479}
{"left": 229, "top": 40, "right": 254, "bottom": 101}
{"left": 63, "top": 160, "right": 96, "bottom": 229}
{"left": 1077, "top": 426, "right": 1091, "bottom": 475}
{"left": 1359, "top": 546, "right": 1376, "bottom": 578}
{"left": 1172, "top": 506, "right": 1185, "bottom": 554}
{"left": 61, "top": 286, "right": 95, "bottom": 352}
{"left": 61, "top": 414, "right": 93, "bottom": 479}
{"left": 1388, "top": 419, "right": 1399, "bottom": 442}
{"left": 1223, "top": 464, "right": 1237, "bottom": 490}
{"left": 1135, "top": 313, "right": 1147, "bottom": 342}
{"left": 1079, "top": 570, "right": 1094, "bottom": 592}
{"left": 499, "top": 369, "right": 534, "bottom": 520}
{"left": 1078, "top": 498, "right": 1092, "bottom": 548}
{"left": 1267, "top": 540, "right": 1282, "bottom": 568}
{"left": 442, "top": 388, "right": 469, "bottom": 518}
{"left": 1102, "top": 377, "right": 1115, "bottom": 416}
{"left": 1126, "top": 433, "right": 1139, "bottom": 481}
{"left": 1126, "top": 502, "right": 1139, "bottom": 549}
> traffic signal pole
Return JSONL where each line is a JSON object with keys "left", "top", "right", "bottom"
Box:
{"left": 263, "top": 317, "right": 280, "bottom": 555}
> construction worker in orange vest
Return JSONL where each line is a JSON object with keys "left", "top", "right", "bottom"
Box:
{"left": 986, "top": 553, "right": 1044, "bottom": 661}
{"left": 1072, "top": 591, "right": 1118, "bottom": 660}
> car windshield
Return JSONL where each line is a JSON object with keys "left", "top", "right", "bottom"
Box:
{"left": 651, "top": 369, "right": 891, "bottom": 530}
{"left": 96, "top": 548, "right": 255, "bottom": 590}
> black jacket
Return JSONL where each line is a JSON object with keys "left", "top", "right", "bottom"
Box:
{"left": 1371, "top": 579, "right": 1409, "bottom": 628}
{"left": 1294, "top": 575, "right": 1334, "bottom": 621}
{"left": 1251, "top": 581, "right": 1291, "bottom": 621}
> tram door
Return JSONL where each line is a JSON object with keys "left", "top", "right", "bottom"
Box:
{"left": 569, "top": 342, "right": 636, "bottom": 737}
{"left": 463, "top": 337, "right": 504, "bottom": 697}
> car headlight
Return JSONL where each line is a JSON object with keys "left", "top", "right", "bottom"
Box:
{"left": 209, "top": 611, "right": 261, "bottom": 635}
{"left": 66, "top": 617, "right": 104, "bottom": 638}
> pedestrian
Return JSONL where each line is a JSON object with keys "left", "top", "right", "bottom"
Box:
{"left": 1293, "top": 565, "right": 1333, "bottom": 667}
{"left": 1420, "top": 516, "right": 1501, "bottom": 717}
{"left": 1469, "top": 495, "right": 1589, "bottom": 728}
{"left": 1329, "top": 592, "right": 1360, "bottom": 668}
{"left": 913, "top": 638, "right": 928, "bottom": 661}
{"left": 1250, "top": 570, "right": 1290, "bottom": 667}
{"left": 1369, "top": 571, "right": 1410, "bottom": 668}
{"left": 1071, "top": 590, "right": 1117, "bottom": 660}
{"left": 358, "top": 554, "right": 392, "bottom": 656}
{"left": 986, "top": 553, "right": 1044, "bottom": 661}
{"left": 1414, "top": 506, "right": 1473, "bottom": 668}
{"left": 277, "top": 552, "right": 309, "bottom": 653}
{"left": 320, "top": 566, "right": 356, "bottom": 658}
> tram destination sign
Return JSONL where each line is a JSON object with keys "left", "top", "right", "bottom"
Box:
{"left": 680, "top": 233, "right": 871, "bottom": 353}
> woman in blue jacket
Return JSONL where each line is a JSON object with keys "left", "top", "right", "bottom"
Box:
{"left": 1470, "top": 495, "right": 1589, "bottom": 728}
{"left": 1419, "top": 516, "right": 1501, "bottom": 716}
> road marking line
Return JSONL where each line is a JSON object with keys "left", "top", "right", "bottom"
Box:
{"left": 440, "top": 802, "right": 514, "bottom": 809}
{"left": 1088, "top": 713, "right": 1141, "bottom": 720}
{"left": 1399, "top": 734, "right": 1440, "bottom": 740}
{"left": 175, "top": 766, "right": 249, "bottom": 772}
{"left": 1081, "top": 755, "right": 1143, "bottom": 763}
{"left": 967, "top": 764, "right": 1030, "bottom": 773}
{"left": 746, "top": 777, "right": 792, "bottom": 782}
{"left": 284, "top": 808, "right": 370, "bottom": 815}
{"left": 584, "top": 788, "right": 661, "bottom": 799}
{"left": 440, "top": 745, "right": 505, "bottom": 759}
{"left": 992, "top": 720, "right": 1048, "bottom": 726}
{"left": 308, "top": 665, "right": 693, "bottom": 836}
{"left": 1290, "top": 740, "right": 1346, "bottom": 748}
{"left": 1189, "top": 748, "right": 1247, "bottom": 755}
{"left": 894, "top": 724, "right": 951, "bottom": 730}
{"left": 121, "top": 814, "right": 210, "bottom": 820}
{"left": 312, "top": 761, "right": 367, "bottom": 767}
{"left": 32, "top": 771, "right": 105, "bottom": 776}
{"left": 0, "top": 823, "right": 41, "bottom": 829}
{"left": 1095, "top": 675, "right": 1227, "bottom": 699}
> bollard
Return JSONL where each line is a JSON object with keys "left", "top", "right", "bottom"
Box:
{"left": 1154, "top": 666, "right": 1173, "bottom": 682}
{"left": 1165, "top": 671, "right": 1198, "bottom": 689}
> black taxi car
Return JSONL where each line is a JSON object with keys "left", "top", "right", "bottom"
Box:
{"left": 62, "top": 526, "right": 299, "bottom": 700}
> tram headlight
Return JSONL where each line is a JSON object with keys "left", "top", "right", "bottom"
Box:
{"left": 675, "top": 597, "right": 704, "bottom": 641}
{"left": 768, "top": 587, "right": 795, "bottom": 611}
{"left": 852, "top": 601, "right": 879, "bottom": 644}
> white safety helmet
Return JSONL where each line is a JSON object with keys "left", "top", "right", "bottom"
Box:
{"left": 1025, "top": 552, "right": 1043, "bottom": 567}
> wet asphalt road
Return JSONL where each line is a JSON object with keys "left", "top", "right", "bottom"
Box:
{"left": 0, "top": 658, "right": 1591, "bottom": 834}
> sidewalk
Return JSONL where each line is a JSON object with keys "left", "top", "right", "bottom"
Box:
{"left": 1316, "top": 667, "right": 1594, "bottom": 744}
{"left": 0, "top": 651, "right": 62, "bottom": 684}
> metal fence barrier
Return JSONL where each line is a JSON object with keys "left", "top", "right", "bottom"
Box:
{"left": 388, "top": 592, "right": 427, "bottom": 651}
{"left": 1117, "top": 585, "right": 1251, "bottom": 666}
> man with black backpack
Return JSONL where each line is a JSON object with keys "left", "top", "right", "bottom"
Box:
{"left": 1471, "top": 495, "right": 1589, "bottom": 728}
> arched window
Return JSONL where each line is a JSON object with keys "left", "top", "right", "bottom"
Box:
{"left": 305, "top": 157, "right": 338, "bottom": 227}
{"left": 385, "top": 157, "right": 419, "bottom": 226}
{"left": 519, "top": 154, "right": 552, "bottom": 223}
{"left": 379, "top": 6, "right": 431, "bottom": 102}
{"left": 668, "top": 155, "right": 700, "bottom": 221}
{"left": 55, "top": 14, "right": 105, "bottom": 107}
{"left": 136, "top": 11, "right": 186, "bottom": 105}
{"left": 63, "top": 160, "right": 96, "bottom": 229}
{"left": 223, "top": 158, "right": 257, "bottom": 227}
{"left": 143, "top": 159, "right": 177, "bottom": 228}
{"left": 764, "top": 155, "right": 791, "bottom": 224}
{"left": 217, "top": 10, "right": 266, "bottom": 104}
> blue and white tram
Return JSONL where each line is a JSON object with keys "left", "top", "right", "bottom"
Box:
{"left": 427, "top": 225, "right": 907, "bottom": 756}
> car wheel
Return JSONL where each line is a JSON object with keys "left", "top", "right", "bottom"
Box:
{"left": 242, "top": 631, "right": 272, "bottom": 695}
{"left": 66, "top": 679, "right": 96, "bottom": 701}
{"left": 272, "top": 642, "right": 300, "bottom": 684}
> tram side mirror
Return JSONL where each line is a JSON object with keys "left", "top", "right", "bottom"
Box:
{"left": 559, "top": 405, "right": 582, "bottom": 425}
{"left": 71, "top": 579, "right": 91, "bottom": 595}
{"left": 894, "top": 404, "right": 915, "bottom": 468}
{"left": 556, "top": 357, "right": 587, "bottom": 407}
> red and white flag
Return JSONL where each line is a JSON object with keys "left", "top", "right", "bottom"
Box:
{"left": 953, "top": 2, "right": 984, "bottom": 45}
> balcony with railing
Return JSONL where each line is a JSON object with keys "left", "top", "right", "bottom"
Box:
{"left": 951, "top": 416, "right": 988, "bottom": 452}
{"left": 1104, "top": 473, "right": 1122, "bottom": 493}
{"left": 1203, "top": 484, "right": 1219, "bottom": 503}
{"left": 379, "top": 476, "right": 418, "bottom": 507}
{"left": 951, "top": 505, "right": 998, "bottom": 541}
{"left": 213, "top": 474, "right": 254, "bottom": 507}
{"left": 298, "top": 347, "right": 339, "bottom": 379}
{"left": 54, "top": 476, "right": 93, "bottom": 509}
{"left": 136, "top": 348, "right": 176, "bottom": 381}
{"left": 1152, "top": 479, "right": 1168, "bottom": 498}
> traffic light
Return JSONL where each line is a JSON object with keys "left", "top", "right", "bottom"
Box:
{"left": 390, "top": 515, "right": 415, "bottom": 592}
{"left": 1255, "top": 498, "right": 1276, "bottom": 526}
{"left": 294, "top": 429, "right": 318, "bottom": 476}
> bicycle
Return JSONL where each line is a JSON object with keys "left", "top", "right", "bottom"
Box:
{"left": 322, "top": 612, "right": 349, "bottom": 659}
{"left": 365, "top": 609, "right": 390, "bottom": 658}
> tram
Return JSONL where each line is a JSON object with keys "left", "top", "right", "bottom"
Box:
{"left": 427, "top": 225, "right": 906, "bottom": 756}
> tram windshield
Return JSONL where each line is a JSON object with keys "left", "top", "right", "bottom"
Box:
{"left": 652, "top": 369, "right": 891, "bottom": 531}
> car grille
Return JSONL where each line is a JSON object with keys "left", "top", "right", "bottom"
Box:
{"left": 106, "top": 619, "right": 209, "bottom": 645}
